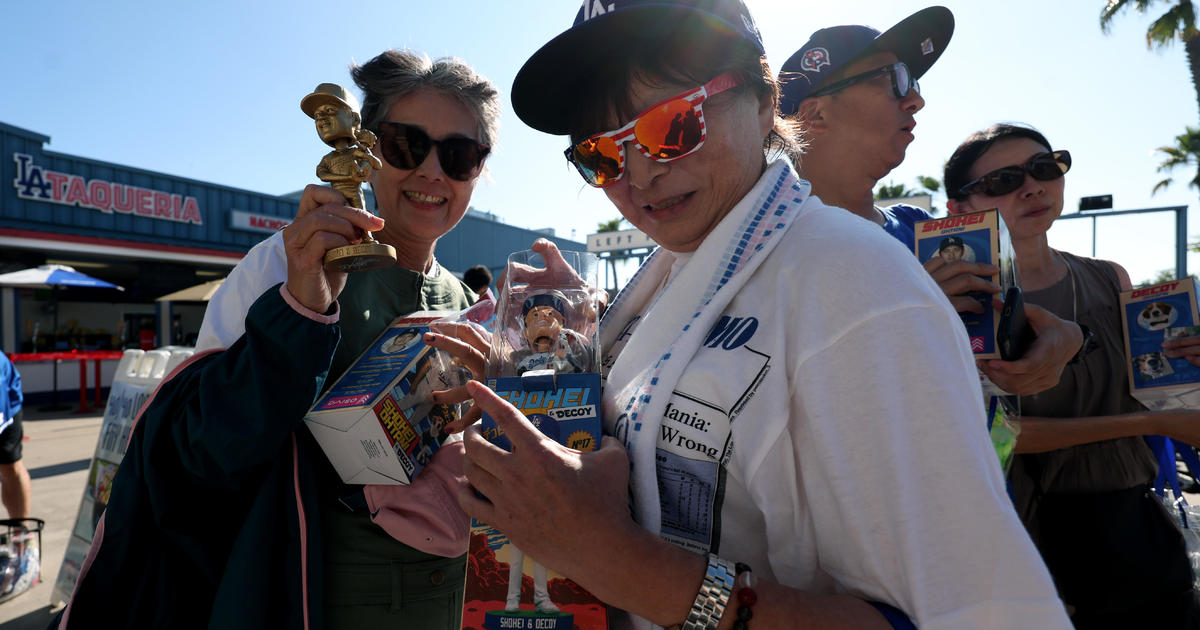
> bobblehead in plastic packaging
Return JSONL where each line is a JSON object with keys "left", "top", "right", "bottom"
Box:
{"left": 1120, "top": 278, "right": 1200, "bottom": 409}
{"left": 303, "top": 298, "right": 493, "bottom": 485}
{"left": 913, "top": 208, "right": 1016, "bottom": 359}
{"left": 461, "top": 249, "right": 607, "bottom": 630}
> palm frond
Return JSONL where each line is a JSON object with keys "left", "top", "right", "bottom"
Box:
{"left": 1147, "top": 4, "right": 1198, "bottom": 45}
{"left": 1100, "top": 0, "right": 1199, "bottom": 46}
{"left": 596, "top": 218, "right": 625, "bottom": 232}
{"left": 1151, "top": 125, "right": 1200, "bottom": 194}
{"left": 1101, "top": 0, "right": 1138, "bottom": 32}
{"left": 1156, "top": 146, "right": 1190, "bottom": 170}
{"left": 916, "top": 175, "right": 942, "bottom": 193}
{"left": 874, "top": 181, "right": 914, "bottom": 199}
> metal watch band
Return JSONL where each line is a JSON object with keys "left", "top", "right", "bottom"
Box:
{"left": 681, "top": 554, "right": 736, "bottom": 630}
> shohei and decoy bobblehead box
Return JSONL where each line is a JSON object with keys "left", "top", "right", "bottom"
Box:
{"left": 461, "top": 249, "right": 608, "bottom": 630}
{"left": 304, "top": 311, "right": 470, "bottom": 485}
{"left": 914, "top": 208, "right": 1015, "bottom": 360}
{"left": 1121, "top": 278, "right": 1200, "bottom": 409}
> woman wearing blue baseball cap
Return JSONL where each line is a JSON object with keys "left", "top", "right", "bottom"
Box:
{"left": 454, "top": 1, "right": 1070, "bottom": 628}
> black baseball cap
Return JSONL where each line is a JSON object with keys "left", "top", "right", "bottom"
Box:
{"left": 512, "top": 0, "right": 764, "bottom": 135}
{"left": 778, "top": 6, "right": 954, "bottom": 117}
{"left": 939, "top": 236, "right": 964, "bottom": 251}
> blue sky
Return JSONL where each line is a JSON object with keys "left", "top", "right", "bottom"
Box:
{"left": 2, "top": 0, "right": 1196, "bottom": 285}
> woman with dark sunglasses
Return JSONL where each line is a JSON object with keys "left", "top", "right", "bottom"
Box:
{"left": 57, "top": 50, "right": 497, "bottom": 630}
{"left": 441, "top": 2, "right": 1069, "bottom": 629}
{"left": 945, "top": 123, "right": 1200, "bottom": 628}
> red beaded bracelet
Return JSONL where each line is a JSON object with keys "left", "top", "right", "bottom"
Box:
{"left": 733, "top": 562, "right": 756, "bottom": 629}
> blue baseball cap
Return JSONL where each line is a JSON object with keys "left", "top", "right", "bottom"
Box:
{"left": 512, "top": 0, "right": 764, "bottom": 135}
{"left": 778, "top": 6, "right": 954, "bottom": 117}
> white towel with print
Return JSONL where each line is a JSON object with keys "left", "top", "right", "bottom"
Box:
{"left": 599, "top": 159, "right": 807, "bottom": 537}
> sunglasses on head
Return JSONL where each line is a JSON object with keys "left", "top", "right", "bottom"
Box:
{"left": 956, "top": 150, "right": 1072, "bottom": 198}
{"left": 809, "top": 62, "right": 918, "bottom": 100}
{"left": 375, "top": 121, "right": 490, "bottom": 182}
{"left": 564, "top": 72, "right": 743, "bottom": 188}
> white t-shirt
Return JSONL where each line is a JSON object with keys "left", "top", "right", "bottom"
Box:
{"left": 600, "top": 163, "right": 1069, "bottom": 629}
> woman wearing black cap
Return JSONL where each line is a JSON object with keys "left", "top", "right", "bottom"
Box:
{"left": 946, "top": 123, "right": 1200, "bottom": 628}
{"left": 449, "top": 1, "right": 1071, "bottom": 628}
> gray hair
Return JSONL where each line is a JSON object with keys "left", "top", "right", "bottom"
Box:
{"left": 351, "top": 50, "right": 500, "bottom": 149}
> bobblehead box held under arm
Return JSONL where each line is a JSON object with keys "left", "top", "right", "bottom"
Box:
{"left": 304, "top": 311, "right": 471, "bottom": 485}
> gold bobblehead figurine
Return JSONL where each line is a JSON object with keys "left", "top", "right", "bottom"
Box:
{"left": 301, "top": 83, "right": 397, "bottom": 272}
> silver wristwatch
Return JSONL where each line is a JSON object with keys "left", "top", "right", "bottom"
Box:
{"left": 680, "top": 553, "right": 736, "bottom": 630}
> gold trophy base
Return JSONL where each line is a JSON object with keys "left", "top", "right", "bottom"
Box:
{"left": 323, "top": 241, "right": 397, "bottom": 272}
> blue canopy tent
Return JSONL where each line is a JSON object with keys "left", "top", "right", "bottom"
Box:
{"left": 0, "top": 264, "right": 122, "bottom": 290}
{"left": 0, "top": 265, "right": 124, "bottom": 408}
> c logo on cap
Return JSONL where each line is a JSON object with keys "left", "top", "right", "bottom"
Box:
{"left": 800, "top": 47, "right": 831, "bottom": 73}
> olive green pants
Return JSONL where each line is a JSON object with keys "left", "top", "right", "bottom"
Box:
{"left": 323, "top": 503, "right": 467, "bottom": 629}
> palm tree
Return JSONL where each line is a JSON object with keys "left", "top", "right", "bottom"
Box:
{"left": 1152, "top": 126, "right": 1200, "bottom": 195}
{"left": 1103, "top": 2, "right": 1200, "bottom": 252}
{"left": 915, "top": 175, "right": 945, "bottom": 216}
{"left": 876, "top": 176, "right": 946, "bottom": 215}
{"left": 915, "top": 175, "right": 942, "bottom": 196}
{"left": 1100, "top": 1, "right": 1200, "bottom": 116}
{"left": 874, "top": 181, "right": 915, "bottom": 200}
{"left": 596, "top": 217, "right": 625, "bottom": 233}
{"left": 1152, "top": 127, "right": 1200, "bottom": 252}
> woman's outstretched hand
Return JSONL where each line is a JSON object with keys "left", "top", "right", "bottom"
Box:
{"left": 457, "top": 380, "right": 635, "bottom": 582}
{"left": 424, "top": 321, "right": 492, "bottom": 433}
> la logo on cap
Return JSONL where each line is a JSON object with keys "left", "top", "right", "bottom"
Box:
{"left": 800, "top": 47, "right": 831, "bottom": 72}
{"left": 581, "top": 0, "right": 616, "bottom": 21}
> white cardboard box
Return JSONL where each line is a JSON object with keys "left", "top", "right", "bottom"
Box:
{"left": 304, "top": 311, "right": 464, "bottom": 484}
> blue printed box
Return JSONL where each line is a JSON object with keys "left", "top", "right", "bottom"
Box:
{"left": 914, "top": 209, "right": 1015, "bottom": 360}
{"left": 1120, "top": 278, "right": 1200, "bottom": 409}
{"left": 461, "top": 371, "right": 607, "bottom": 630}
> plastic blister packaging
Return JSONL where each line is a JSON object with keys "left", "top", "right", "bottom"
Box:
{"left": 487, "top": 249, "right": 601, "bottom": 379}
{"left": 462, "top": 248, "right": 609, "bottom": 627}
{"left": 0, "top": 518, "right": 43, "bottom": 603}
{"left": 986, "top": 396, "right": 1021, "bottom": 474}
{"left": 1158, "top": 493, "right": 1200, "bottom": 590}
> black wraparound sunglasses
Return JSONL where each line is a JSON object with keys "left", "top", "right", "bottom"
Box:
{"left": 957, "top": 151, "right": 1072, "bottom": 198}
{"left": 376, "top": 122, "right": 490, "bottom": 181}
